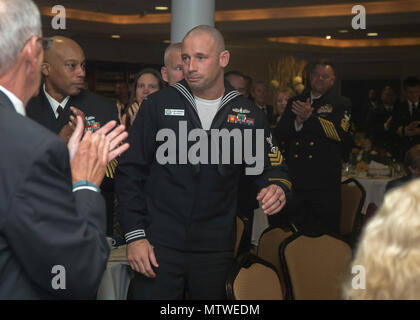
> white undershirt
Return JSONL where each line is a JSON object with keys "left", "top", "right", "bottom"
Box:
{"left": 194, "top": 95, "right": 222, "bottom": 130}
{"left": 43, "top": 84, "right": 70, "bottom": 119}
{"left": 408, "top": 100, "right": 419, "bottom": 117}
{"left": 0, "top": 85, "right": 25, "bottom": 116}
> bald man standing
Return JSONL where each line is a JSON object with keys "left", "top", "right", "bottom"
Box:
{"left": 161, "top": 42, "right": 184, "bottom": 86}
{"left": 116, "top": 25, "right": 291, "bottom": 299}
{"left": 27, "top": 36, "right": 119, "bottom": 236}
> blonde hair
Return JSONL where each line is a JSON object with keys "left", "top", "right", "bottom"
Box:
{"left": 344, "top": 178, "right": 420, "bottom": 299}
{"left": 273, "top": 87, "right": 295, "bottom": 115}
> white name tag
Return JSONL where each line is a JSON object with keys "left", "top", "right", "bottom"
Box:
{"left": 165, "top": 109, "right": 184, "bottom": 116}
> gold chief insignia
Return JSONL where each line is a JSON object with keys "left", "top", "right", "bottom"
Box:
{"left": 268, "top": 147, "right": 283, "bottom": 166}
{"left": 232, "top": 107, "right": 250, "bottom": 114}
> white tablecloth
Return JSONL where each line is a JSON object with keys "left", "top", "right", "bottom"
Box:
{"left": 251, "top": 207, "right": 268, "bottom": 247}
{"left": 97, "top": 245, "right": 134, "bottom": 300}
{"left": 348, "top": 176, "right": 392, "bottom": 213}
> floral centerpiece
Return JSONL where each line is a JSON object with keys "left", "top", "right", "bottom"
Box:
{"left": 350, "top": 134, "right": 395, "bottom": 176}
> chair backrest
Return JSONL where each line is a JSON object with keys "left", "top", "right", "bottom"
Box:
{"left": 257, "top": 226, "right": 294, "bottom": 275}
{"left": 226, "top": 254, "right": 284, "bottom": 300}
{"left": 280, "top": 233, "right": 352, "bottom": 300}
{"left": 340, "top": 178, "right": 366, "bottom": 236}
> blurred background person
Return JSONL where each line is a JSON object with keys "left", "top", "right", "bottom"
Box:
{"left": 224, "top": 70, "right": 247, "bottom": 96}
{"left": 365, "top": 86, "right": 398, "bottom": 156}
{"left": 390, "top": 76, "right": 420, "bottom": 161}
{"left": 344, "top": 178, "right": 420, "bottom": 300}
{"left": 251, "top": 81, "right": 275, "bottom": 124}
{"left": 244, "top": 75, "right": 253, "bottom": 100}
{"left": 385, "top": 144, "right": 420, "bottom": 193}
{"left": 273, "top": 87, "right": 295, "bottom": 125}
{"left": 115, "top": 81, "right": 130, "bottom": 121}
{"left": 270, "top": 87, "right": 295, "bottom": 188}
{"left": 161, "top": 42, "right": 184, "bottom": 86}
{"left": 122, "top": 68, "right": 164, "bottom": 128}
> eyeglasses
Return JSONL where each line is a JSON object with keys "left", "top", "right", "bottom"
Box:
{"left": 36, "top": 37, "right": 53, "bottom": 50}
{"left": 21, "top": 36, "right": 53, "bottom": 52}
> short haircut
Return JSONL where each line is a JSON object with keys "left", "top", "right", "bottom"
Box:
{"left": 163, "top": 42, "right": 181, "bottom": 66}
{"left": 404, "top": 144, "right": 420, "bottom": 172}
{"left": 252, "top": 81, "right": 268, "bottom": 91}
{"left": 381, "top": 86, "right": 395, "bottom": 96}
{"left": 403, "top": 76, "right": 420, "bottom": 89}
{"left": 244, "top": 75, "right": 253, "bottom": 86}
{"left": 0, "top": 0, "right": 41, "bottom": 76}
{"left": 183, "top": 25, "right": 225, "bottom": 53}
{"left": 224, "top": 70, "right": 246, "bottom": 80}
{"left": 343, "top": 178, "right": 420, "bottom": 299}
{"left": 310, "top": 59, "right": 336, "bottom": 75}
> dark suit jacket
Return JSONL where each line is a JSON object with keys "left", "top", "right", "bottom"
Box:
{"left": 0, "top": 91, "right": 109, "bottom": 299}
{"left": 389, "top": 100, "right": 420, "bottom": 160}
{"left": 260, "top": 104, "right": 276, "bottom": 126}
{"left": 365, "top": 104, "right": 398, "bottom": 153}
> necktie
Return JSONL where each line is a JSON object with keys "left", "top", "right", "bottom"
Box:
{"left": 262, "top": 106, "right": 267, "bottom": 115}
{"left": 56, "top": 105, "right": 63, "bottom": 119}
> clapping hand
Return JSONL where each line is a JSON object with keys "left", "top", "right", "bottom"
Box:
{"left": 292, "top": 98, "right": 313, "bottom": 125}
{"left": 404, "top": 121, "right": 420, "bottom": 137}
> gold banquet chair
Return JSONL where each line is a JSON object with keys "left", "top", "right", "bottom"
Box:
{"left": 234, "top": 216, "right": 250, "bottom": 258}
{"left": 279, "top": 233, "right": 352, "bottom": 300}
{"left": 257, "top": 225, "right": 295, "bottom": 283}
{"left": 226, "top": 254, "right": 284, "bottom": 300}
{"left": 340, "top": 178, "right": 366, "bottom": 244}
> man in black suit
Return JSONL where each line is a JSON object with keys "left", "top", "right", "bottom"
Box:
{"left": 251, "top": 81, "right": 276, "bottom": 125}
{"left": 385, "top": 144, "right": 420, "bottom": 193}
{"left": 275, "top": 59, "right": 353, "bottom": 234}
{"left": 365, "top": 86, "right": 398, "bottom": 155}
{"left": 0, "top": 0, "right": 128, "bottom": 299}
{"left": 26, "top": 36, "right": 120, "bottom": 235}
{"left": 390, "top": 77, "right": 420, "bottom": 161}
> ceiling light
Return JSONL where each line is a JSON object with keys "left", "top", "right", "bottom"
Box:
{"left": 325, "top": 35, "right": 332, "bottom": 40}
{"left": 155, "top": 6, "right": 169, "bottom": 11}
{"left": 338, "top": 29, "right": 349, "bottom": 33}
{"left": 367, "top": 33, "right": 378, "bottom": 37}
{"left": 111, "top": 34, "right": 120, "bottom": 39}
{"left": 163, "top": 40, "right": 171, "bottom": 44}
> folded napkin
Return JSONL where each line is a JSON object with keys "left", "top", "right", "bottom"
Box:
{"left": 368, "top": 161, "right": 389, "bottom": 170}
{"left": 368, "top": 161, "right": 390, "bottom": 176}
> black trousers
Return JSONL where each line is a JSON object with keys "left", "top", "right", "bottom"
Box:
{"left": 285, "top": 188, "right": 341, "bottom": 235}
{"left": 128, "top": 244, "right": 234, "bottom": 300}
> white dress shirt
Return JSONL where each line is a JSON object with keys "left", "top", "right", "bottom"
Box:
{"left": 43, "top": 84, "right": 70, "bottom": 119}
{"left": 408, "top": 100, "right": 419, "bottom": 118}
